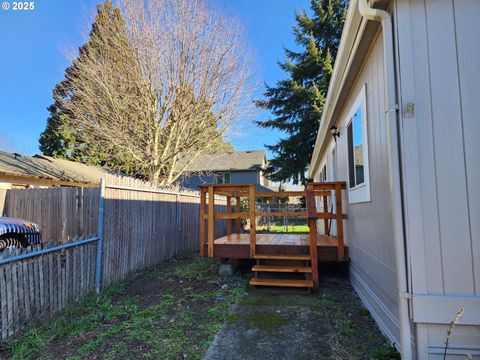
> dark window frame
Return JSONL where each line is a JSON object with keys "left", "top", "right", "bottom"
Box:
{"left": 215, "top": 172, "right": 231, "bottom": 184}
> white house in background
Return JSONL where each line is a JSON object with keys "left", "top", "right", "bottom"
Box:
{"left": 310, "top": 0, "right": 479, "bottom": 359}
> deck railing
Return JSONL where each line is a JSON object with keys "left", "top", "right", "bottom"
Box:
{"left": 199, "top": 182, "right": 347, "bottom": 260}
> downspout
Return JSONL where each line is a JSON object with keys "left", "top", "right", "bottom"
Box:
{"left": 357, "top": 1, "right": 413, "bottom": 359}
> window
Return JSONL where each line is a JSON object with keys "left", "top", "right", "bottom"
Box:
{"left": 347, "top": 109, "right": 364, "bottom": 187}
{"left": 346, "top": 85, "right": 370, "bottom": 203}
{"left": 319, "top": 164, "right": 327, "bottom": 182}
{"left": 215, "top": 172, "right": 231, "bottom": 184}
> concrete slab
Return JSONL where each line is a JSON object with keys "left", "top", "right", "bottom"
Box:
{"left": 203, "top": 291, "right": 332, "bottom": 360}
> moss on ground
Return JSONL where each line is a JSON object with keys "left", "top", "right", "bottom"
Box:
{"left": 242, "top": 311, "right": 289, "bottom": 331}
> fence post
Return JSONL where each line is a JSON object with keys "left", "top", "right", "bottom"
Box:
{"left": 175, "top": 193, "right": 180, "bottom": 254}
{"left": 199, "top": 189, "right": 206, "bottom": 257}
{"left": 207, "top": 186, "right": 215, "bottom": 258}
{"left": 95, "top": 178, "right": 105, "bottom": 294}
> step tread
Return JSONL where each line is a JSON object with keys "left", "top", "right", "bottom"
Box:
{"left": 254, "top": 254, "right": 311, "bottom": 260}
{"left": 250, "top": 278, "right": 314, "bottom": 288}
{"left": 252, "top": 265, "right": 312, "bottom": 273}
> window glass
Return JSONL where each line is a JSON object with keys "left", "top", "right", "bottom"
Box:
{"left": 353, "top": 108, "right": 364, "bottom": 185}
{"left": 347, "top": 107, "right": 365, "bottom": 188}
{"left": 216, "top": 172, "right": 231, "bottom": 184}
{"left": 224, "top": 172, "right": 231, "bottom": 184}
{"left": 320, "top": 165, "right": 327, "bottom": 182}
{"left": 347, "top": 123, "right": 355, "bottom": 187}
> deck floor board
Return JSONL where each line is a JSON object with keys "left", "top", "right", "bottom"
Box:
{"left": 214, "top": 233, "right": 339, "bottom": 247}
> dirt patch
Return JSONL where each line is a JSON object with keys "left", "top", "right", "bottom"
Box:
{"left": 1, "top": 259, "right": 398, "bottom": 360}
{"left": 0, "top": 256, "right": 247, "bottom": 360}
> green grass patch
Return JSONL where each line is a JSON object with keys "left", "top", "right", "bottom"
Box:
{"left": 2, "top": 257, "right": 248, "bottom": 360}
{"left": 258, "top": 224, "right": 310, "bottom": 234}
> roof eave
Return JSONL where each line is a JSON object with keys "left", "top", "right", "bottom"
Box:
{"left": 310, "top": 0, "right": 392, "bottom": 176}
{"left": 310, "top": 0, "right": 364, "bottom": 176}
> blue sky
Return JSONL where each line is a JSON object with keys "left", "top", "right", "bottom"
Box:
{"left": 0, "top": 0, "right": 310, "bottom": 156}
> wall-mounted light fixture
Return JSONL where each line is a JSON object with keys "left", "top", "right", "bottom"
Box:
{"left": 330, "top": 125, "right": 340, "bottom": 142}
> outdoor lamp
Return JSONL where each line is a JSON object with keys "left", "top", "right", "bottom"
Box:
{"left": 330, "top": 125, "right": 340, "bottom": 141}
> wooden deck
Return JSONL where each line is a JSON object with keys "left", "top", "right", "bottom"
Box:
{"left": 199, "top": 182, "right": 348, "bottom": 289}
{"left": 214, "top": 233, "right": 339, "bottom": 246}
{"left": 205, "top": 233, "right": 348, "bottom": 262}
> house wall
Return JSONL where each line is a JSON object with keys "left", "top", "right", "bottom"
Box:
{"left": 313, "top": 32, "right": 401, "bottom": 346}
{"left": 395, "top": 0, "right": 480, "bottom": 358}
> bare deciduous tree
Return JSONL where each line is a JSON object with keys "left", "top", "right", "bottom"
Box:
{"left": 58, "top": 0, "right": 255, "bottom": 185}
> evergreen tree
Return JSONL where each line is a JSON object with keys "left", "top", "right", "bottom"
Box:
{"left": 40, "top": 0, "right": 233, "bottom": 175}
{"left": 40, "top": 1, "right": 125, "bottom": 166}
{"left": 256, "top": 0, "right": 347, "bottom": 184}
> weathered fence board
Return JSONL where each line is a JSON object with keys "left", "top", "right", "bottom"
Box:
{"left": 0, "top": 241, "right": 97, "bottom": 340}
{"left": 0, "top": 189, "right": 6, "bottom": 216}
{"left": 0, "top": 174, "right": 227, "bottom": 340}
{"left": 2, "top": 187, "right": 99, "bottom": 242}
{"left": 100, "top": 175, "right": 227, "bottom": 286}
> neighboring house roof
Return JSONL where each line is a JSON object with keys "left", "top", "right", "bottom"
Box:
{"left": 182, "top": 150, "right": 266, "bottom": 173}
{"left": 256, "top": 184, "right": 275, "bottom": 193}
{"left": 0, "top": 151, "right": 113, "bottom": 186}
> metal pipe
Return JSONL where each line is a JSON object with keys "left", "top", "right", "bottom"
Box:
{"left": 357, "top": 0, "right": 413, "bottom": 358}
{"left": 95, "top": 178, "right": 105, "bottom": 294}
{"left": 0, "top": 236, "right": 99, "bottom": 265}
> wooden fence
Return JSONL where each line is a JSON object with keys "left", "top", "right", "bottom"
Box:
{"left": 0, "top": 190, "right": 6, "bottom": 216}
{"left": 100, "top": 175, "right": 227, "bottom": 286}
{"left": 0, "top": 240, "right": 98, "bottom": 340}
{"left": 0, "top": 174, "right": 226, "bottom": 340}
{"left": 2, "top": 187, "right": 99, "bottom": 242}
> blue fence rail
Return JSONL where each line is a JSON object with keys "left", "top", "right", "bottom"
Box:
{"left": 0, "top": 239, "right": 99, "bottom": 340}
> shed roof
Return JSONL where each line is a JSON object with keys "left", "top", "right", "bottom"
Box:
{"left": 182, "top": 150, "right": 266, "bottom": 172}
{"left": 0, "top": 151, "right": 112, "bottom": 185}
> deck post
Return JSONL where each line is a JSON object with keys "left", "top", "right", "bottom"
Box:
{"left": 323, "top": 195, "right": 329, "bottom": 235}
{"left": 200, "top": 188, "right": 206, "bottom": 257}
{"left": 248, "top": 185, "right": 256, "bottom": 258}
{"left": 235, "top": 197, "right": 241, "bottom": 234}
{"left": 208, "top": 186, "right": 215, "bottom": 258}
{"left": 335, "top": 183, "right": 345, "bottom": 261}
{"left": 306, "top": 184, "right": 319, "bottom": 289}
{"left": 226, "top": 196, "right": 232, "bottom": 235}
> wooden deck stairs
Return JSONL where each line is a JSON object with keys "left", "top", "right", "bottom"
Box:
{"left": 199, "top": 182, "right": 347, "bottom": 292}
{"left": 250, "top": 255, "right": 314, "bottom": 288}
{"left": 249, "top": 185, "right": 319, "bottom": 289}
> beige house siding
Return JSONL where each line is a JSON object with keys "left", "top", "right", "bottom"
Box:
{"left": 312, "top": 32, "right": 401, "bottom": 346}
{"left": 395, "top": 0, "right": 480, "bottom": 357}
{"left": 311, "top": 0, "right": 480, "bottom": 357}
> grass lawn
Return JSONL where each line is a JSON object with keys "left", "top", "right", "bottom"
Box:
{"left": 0, "top": 257, "right": 247, "bottom": 360}
{"left": 258, "top": 224, "right": 310, "bottom": 234}
{"left": 0, "top": 257, "right": 399, "bottom": 360}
